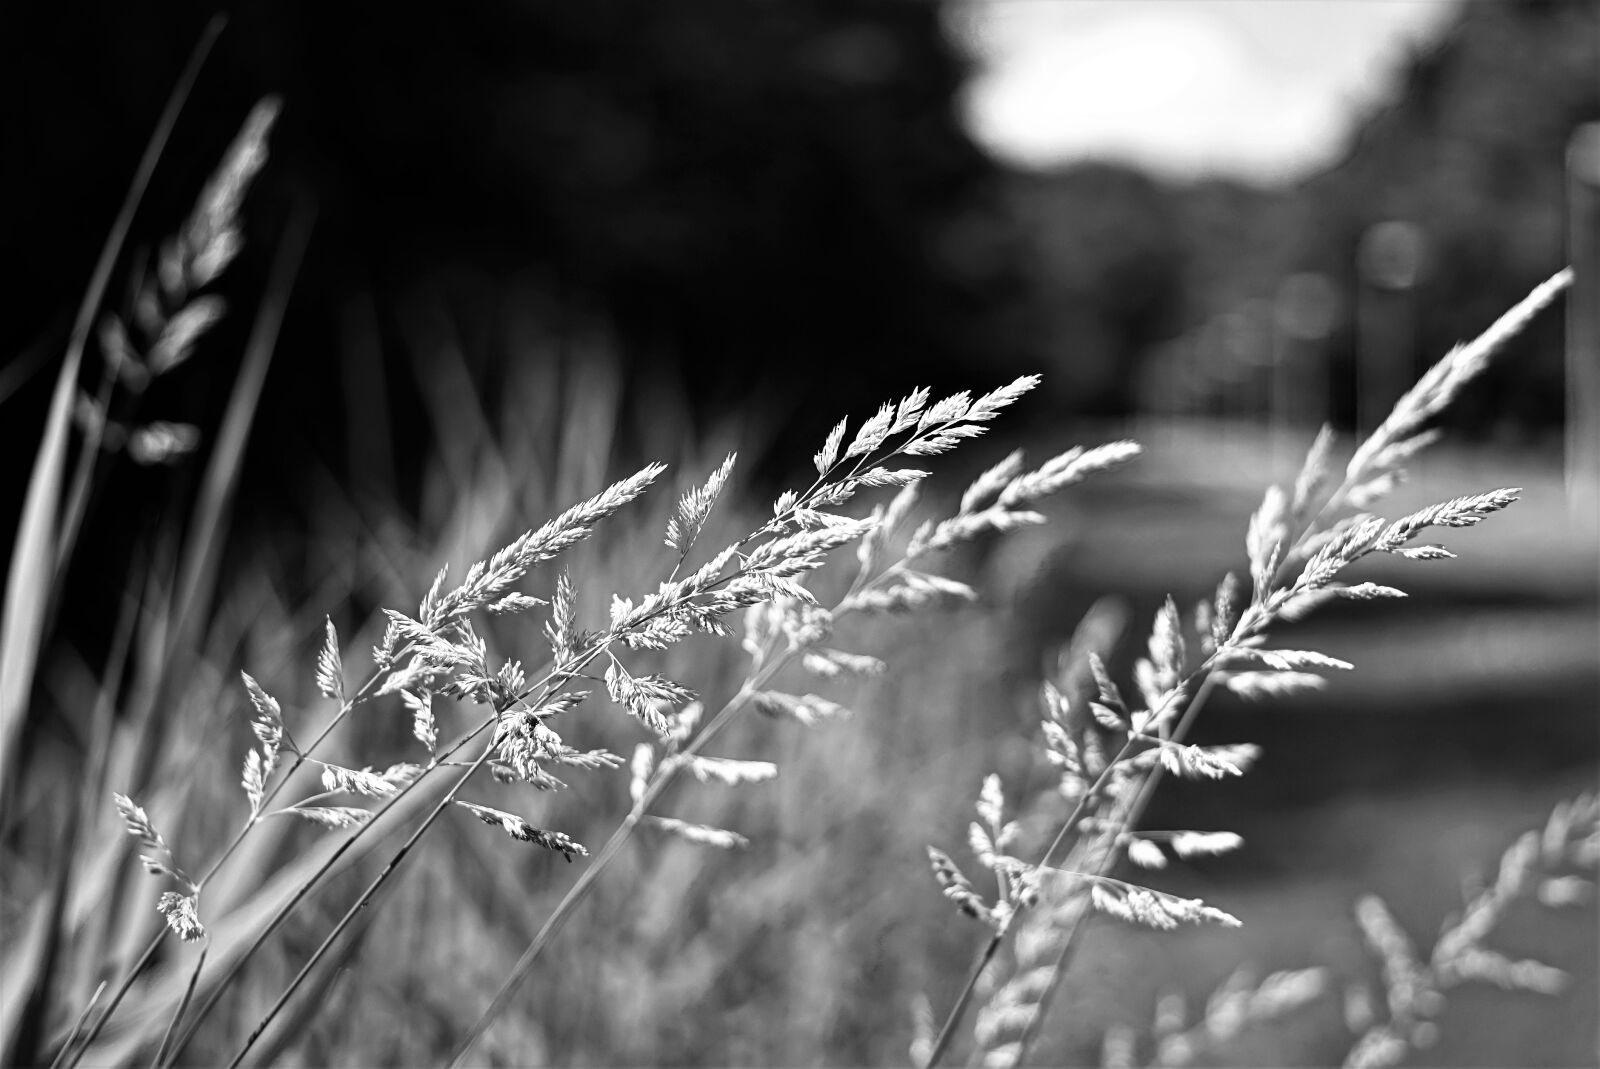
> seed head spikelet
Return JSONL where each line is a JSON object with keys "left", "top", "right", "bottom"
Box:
{"left": 1089, "top": 882, "right": 1241, "bottom": 931}
{"left": 1290, "top": 425, "right": 1338, "bottom": 521}
{"left": 814, "top": 418, "right": 849, "bottom": 474}
{"left": 1222, "top": 671, "right": 1327, "bottom": 701}
{"left": 750, "top": 690, "right": 852, "bottom": 727}
{"left": 88, "top": 95, "right": 281, "bottom": 431}
{"left": 667, "top": 453, "right": 737, "bottom": 555}
{"left": 647, "top": 816, "right": 749, "bottom": 850}
{"left": 283, "top": 806, "right": 372, "bottom": 829}
{"left": 241, "top": 750, "right": 268, "bottom": 816}
{"left": 156, "top": 892, "right": 206, "bottom": 943}
{"left": 456, "top": 801, "right": 589, "bottom": 861}
{"left": 846, "top": 401, "right": 898, "bottom": 459}
{"left": 961, "top": 450, "right": 1026, "bottom": 514}
{"left": 915, "top": 281, "right": 1569, "bottom": 1069}
{"left": 146, "top": 298, "right": 227, "bottom": 377}
{"left": 317, "top": 764, "right": 403, "bottom": 797}
{"left": 430, "top": 462, "right": 667, "bottom": 625}
{"left": 113, "top": 794, "right": 176, "bottom": 880}
{"left": 313, "top": 617, "right": 343, "bottom": 701}
{"left": 681, "top": 755, "right": 778, "bottom": 786}
{"left": 1345, "top": 268, "right": 1571, "bottom": 503}
{"left": 1169, "top": 831, "right": 1244, "bottom": 859}
{"left": 1125, "top": 838, "right": 1167, "bottom": 870}
{"left": 628, "top": 743, "right": 654, "bottom": 804}
{"left": 928, "top": 846, "right": 992, "bottom": 924}
{"left": 801, "top": 647, "right": 885, "bottom": 679}
{"left": 996, "top": 441, "right": 1142, "bottom": 508}
{"left": 114, "top": 793, "right": 207, "bottom": 942}
{"left": 1234, "top": 648, "right": 1354, "bottom": 672}
{"left": 179, "top": 97, "right": 281, "bottom": 290}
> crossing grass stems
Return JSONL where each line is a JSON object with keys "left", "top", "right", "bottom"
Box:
{"left": 914, "top": 268, "right": 1592, "bottom": 1069}
{"left": 10, "top": 82, "right": 1589, "bottom": 1069}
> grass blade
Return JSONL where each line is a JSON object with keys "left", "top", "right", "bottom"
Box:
{"left": 0, "top": 19, "right": 224, "bottom": 1068}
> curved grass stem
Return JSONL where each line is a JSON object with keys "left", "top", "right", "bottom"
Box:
{"left": 450, "top": 515, "right": 943, "bottom": 1060}
{"left": 61, "top": 652, "right": 404, "bottom": 1068}
{"left": 1011, "top": 673, "right": 1222, "bottom": 1065}
{"left": 447, "top": 671, "right": 778, "bottom": 1065}
{"left": 209, "top": 625, "right": 628, "bottom": 1066}
{"left": 226, "top": 739, "right": 499, "bottom": 1068}
{"left": 159, "top": 712, "right": 499, "bottom": 1066}
{"left": 921, "top": 929, "right": 1005, "bottom": 1069}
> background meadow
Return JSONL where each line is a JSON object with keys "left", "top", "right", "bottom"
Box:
{"left": 3, "top": 2, "right": 1597, "bottom": 1066}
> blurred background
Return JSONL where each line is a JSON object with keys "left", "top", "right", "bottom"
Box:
{"left": 2, "top": 0, "right": 1596, "bottom": 1065}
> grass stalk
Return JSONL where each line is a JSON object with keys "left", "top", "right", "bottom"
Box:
{"left": 0, "top": 13, "right": 224, "bottom": 808}
{"left": 237, "top": 597, "right": 755, "bottom": 1064}
{"left": 452, "top": 424, "right": 1143, "bottom": 1058}
{"left": 445, "top": 674, "right": 771, "bottom": 1066}
{"left": 0, "top": 24, "right": 224, "bottom": 1068}
{"left": 217, "top": 584, "right": 704, "bottom": 1064}
{"left": 47, "top": 983, "right": 104, "bottom": 1069}
{"left": 1010, "top": 674, "right": 1223, "bottom": 1064}
{"left": 61, "top": 645, "right": 424, "bottom": 1068}
{"left": 149, "top": 944, "right": 205, "bottom": 1069}
{"left": 926, "top": 270, "right": 1574, "bottom": 1067}
{"left": 923, "top": 931, "right": 1005, "bottom": 1069}
{"left": 157, "top": 703, "right": 499, "bottom": 1065}
{"left": 225, "top": 741, "right": 500, "bottom": 1068}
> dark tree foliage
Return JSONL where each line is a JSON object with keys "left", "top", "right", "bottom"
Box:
{"left": 1292, "top": 0, "right": 1597, "bottom": 437}
{"left": 2, "top": 0, "right": 1033, "bottom": 474}
{"left": 4, "top": 0, "right": 1590, "bottom": 565}
{"left": 1007, "top": 0, "right": 1595, "bottom": 434}
{"left": 1167, "top": 0, "right": 1597, "bottom": 434}
{"left": 1, "top": 0, "right": 1035, "bottom": 663}
{"left": 1008, "top": 164, "right": 1188, "bottom": 415}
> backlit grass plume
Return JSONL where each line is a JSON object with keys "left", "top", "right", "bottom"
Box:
{"left": 918, "top": 269, "right": 1574, "bottom": 1069}
{"left": 71, "top": 375, "right": 1143, "bottom": 1068}
{"left": 19, "top": 72, "right": 1582, "bottom": 1066}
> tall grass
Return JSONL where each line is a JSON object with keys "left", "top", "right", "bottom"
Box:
{"left": 915, "top": 270, "right": 1589, "bottom": 1069}
{"left": 4, "top": 83, "right": 1594, "bottom": 1069}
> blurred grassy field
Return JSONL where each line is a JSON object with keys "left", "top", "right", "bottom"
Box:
{"left": 7, "top": 348, "right": 1596, "bottom": 1066}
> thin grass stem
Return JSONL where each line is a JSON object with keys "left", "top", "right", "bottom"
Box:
{"left": 0, "top": 12, "right": 224, "bottom": 812}
{"left": 61, "top": 651, "right": 406, "bottom": 1068}
{"left": 922, "top": 930, "right": 1006, "bottom": 1069}
{"left": 45, "top": 982, "right": 104, "bottom": 1069}
{"left": 451, "top": 510, "right": 951, "bottom": 1058}
{"left": 1011, "top": 673, "right": 1223, "bottom": 1064}
{"left": 216, "top": 615, "right": 650, "bottom": 1066}
{"left": 444, "top": 672, "right": 774, "bottom": 1066}
{"left": 224, "top": 739, "right": 500, "bottom": 1069}
{"left": 149, "top": 944, "right": 205, "bottom": 1069}
{"left": 923, "top": 654, "right": 1227, "bottom": 1069}
{"left": 158, "top": 710, "right": 499, "bottom": 1065}
{"left": 922, "top": 719, "right": 1148, "bottom": 1068}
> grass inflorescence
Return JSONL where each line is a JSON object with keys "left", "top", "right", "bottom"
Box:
{"left": 5, "top": 69, "right": 1592, "bottom": 1069}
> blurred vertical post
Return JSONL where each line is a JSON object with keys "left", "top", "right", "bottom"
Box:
{"left": 1135, "top": 337, "right": 1193, "bottom": 456}
{"left": 1196, "top": 318, "right": 1232, "bottom": 448}
{"left": 1272, "top": 272, "right": 1339, "bottom": 469}
{"left": 1566, "top": 123, "right": 1600, "bottom": 521}
{"left": 1356, "top": 221, "right": 1427, "bottom": 437}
